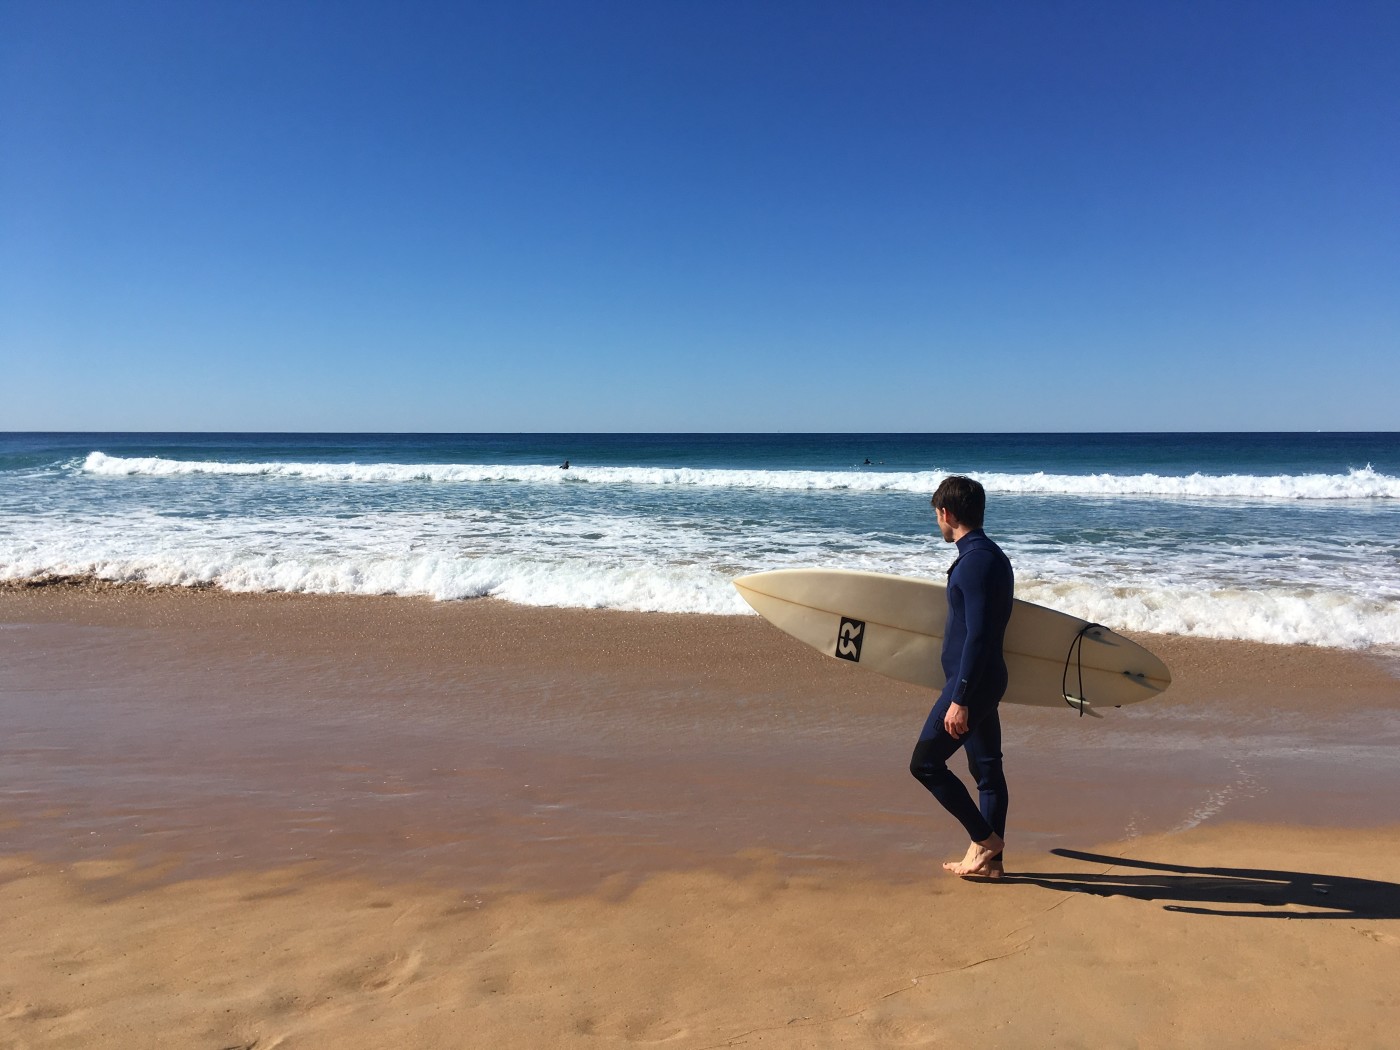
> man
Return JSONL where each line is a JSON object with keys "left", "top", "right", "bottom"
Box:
{"left": 910, "top": 475, "right": 1014, "bottom": 878}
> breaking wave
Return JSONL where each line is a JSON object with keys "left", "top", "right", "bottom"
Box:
{"left": 81, "top": 453, "right": 1400, "bottom": 501}
{"left": 4, "top": 549, "right": 1399, "bottom": 649}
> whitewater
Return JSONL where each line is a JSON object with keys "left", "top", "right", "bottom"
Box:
{"left": 4, "top": 434, "right": 1399, "bottom": 651}
{"left": 82, "top": 451, "right": 1400, "bottom": 501}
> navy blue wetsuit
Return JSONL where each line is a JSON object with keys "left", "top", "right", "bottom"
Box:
{"left": 909, "top": 529, "right": 1014, "bottom": 853}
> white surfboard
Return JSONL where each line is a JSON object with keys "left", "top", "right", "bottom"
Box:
{"left": 733, "top": 568, "right": 1170, "bottom": 714}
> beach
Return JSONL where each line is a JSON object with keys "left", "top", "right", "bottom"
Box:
{"left": 3, "top": 585, "right": 1398, "bottom": 1048}
{"left": 8, "top": 0, "right": 1400, "bottom": 1037}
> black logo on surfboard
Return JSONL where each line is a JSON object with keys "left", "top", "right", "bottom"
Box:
{"left": 835, "top": 617, "right": 865, "bottom": 662}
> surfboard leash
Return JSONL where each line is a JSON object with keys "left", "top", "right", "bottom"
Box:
{"left": 1061, "top": 623, "right": 1104, "bottom": 717}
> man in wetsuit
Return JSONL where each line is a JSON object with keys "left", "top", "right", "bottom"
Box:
{"left": 910, "top": 475, "right": 1014, "bottom": 878}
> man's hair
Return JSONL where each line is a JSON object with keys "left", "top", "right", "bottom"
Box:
{"left": 931, "top": 475, "right": 986, "bottom": 529}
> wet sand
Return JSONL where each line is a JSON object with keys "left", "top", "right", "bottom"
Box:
{"left": 2, "top": 586, "right": 1399, "bottom": 1047}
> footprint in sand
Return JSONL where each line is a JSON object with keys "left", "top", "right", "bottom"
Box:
{"left": 333, "top": 948, "right": 425, "bottom": 993}
{"left": 587, "top": 1012, "right": 688, "bottom": 1043}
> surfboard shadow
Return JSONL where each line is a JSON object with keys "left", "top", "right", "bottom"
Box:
{"left": 999, "top": 848, "right": 1400, "bottom": 920}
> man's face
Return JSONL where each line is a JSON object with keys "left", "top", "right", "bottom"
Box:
{"left": 935, "top": 505, "right": 956, "bottom": 543}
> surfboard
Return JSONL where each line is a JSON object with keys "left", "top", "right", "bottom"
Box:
{"left": 733, "top": 568, "right": 1170, "bottom": 714}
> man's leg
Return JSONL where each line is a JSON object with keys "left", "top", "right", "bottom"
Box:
{"left": 963, "top": 704, "right": 1008, "bottom": 870}
{"left": 909, "top": 693, "right": 996, "bottom": 846}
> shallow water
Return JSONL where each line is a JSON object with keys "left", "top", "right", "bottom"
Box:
{"left": 3, "top": 598, "right": 1397, "bottom": 891}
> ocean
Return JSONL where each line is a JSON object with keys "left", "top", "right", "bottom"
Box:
{"left": 2, "top": 432, "right": 1397, "bottom": 651}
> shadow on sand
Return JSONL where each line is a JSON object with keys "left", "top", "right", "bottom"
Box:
{"left": 999, "top": 849, "right": 1400, "bottom": 920}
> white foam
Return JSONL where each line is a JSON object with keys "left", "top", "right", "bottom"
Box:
{"left": 0, "top": 550, "right": 751, "bottom": 615}
{"left": 81, "top": 453, "right": 1400, "bottom": 501}
{"left": 5, "top": 519, "right": 1400, "bottom": 648}
{"left": 1172, "top": 758, "right": 1260, "bottom": 832}
{"left": 11, "top": 465, "right": 1400, "bottom": 650}
{"left": 1014, "top": 579, "right": 1400, "bottom": 651}
{"left": 980, "top": 465, "right": 1399, "bottom": 500}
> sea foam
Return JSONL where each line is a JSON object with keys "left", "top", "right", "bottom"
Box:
{"left": 8, "top": 451, "right": 1395, "bottom": 650}
{"left": 81, "top": 452, "right": 1400, "bottom": 501}
{"left": 5, "top": 545, "right": 1399, "bottom": 650}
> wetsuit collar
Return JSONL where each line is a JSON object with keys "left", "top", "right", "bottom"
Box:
{"left": 954, "top": 528, "right": 987, "bottom": 553}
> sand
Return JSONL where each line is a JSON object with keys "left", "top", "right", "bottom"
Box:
{"left": 2, "top": 585, "right": 1399, "bottom": 1048}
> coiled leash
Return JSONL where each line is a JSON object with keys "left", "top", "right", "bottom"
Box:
{"left": 1062, "top": 622, "right": 1105, "bottom": 718}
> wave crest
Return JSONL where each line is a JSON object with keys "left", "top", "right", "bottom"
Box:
{"left": 80, "top": 452, "right": 1400, "bottom": 501}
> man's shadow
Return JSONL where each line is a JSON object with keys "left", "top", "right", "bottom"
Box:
{"left": 998, "top": 848, "right": 1400, "bottom": 919}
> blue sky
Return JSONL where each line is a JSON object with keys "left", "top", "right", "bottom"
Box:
{"left": 2, "top": 0, "right": 1396, "bottom": 431}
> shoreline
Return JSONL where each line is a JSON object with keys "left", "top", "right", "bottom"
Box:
{"left": 6, "top": 571, "right": 1400, "bottom": 657}
{"left": 7, "top": 571, "right": 1400, "bottom": 661}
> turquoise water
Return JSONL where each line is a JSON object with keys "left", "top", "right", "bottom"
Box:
{"left": 3, "top": 432, "right": 1398, "bottom": 649}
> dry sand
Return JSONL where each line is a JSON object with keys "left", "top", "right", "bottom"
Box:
{"left": 2, "top": 586, "right": 1398, "bottom": 1048}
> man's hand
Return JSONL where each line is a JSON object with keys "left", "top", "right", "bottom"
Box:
{"left": 943, "top": 702, "right": 969, "bottom": 739}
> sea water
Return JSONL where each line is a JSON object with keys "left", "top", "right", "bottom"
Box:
{"left": 2, "top": 432, "right": 1397, "bottom": 650}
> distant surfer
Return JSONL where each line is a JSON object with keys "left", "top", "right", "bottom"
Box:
{"left": 910, "top": 475, "right": 1014, "bottom": 878}
{"left": 560, "top": 460, "right": 570, "bottom": 470}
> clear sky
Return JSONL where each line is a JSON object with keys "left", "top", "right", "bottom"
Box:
{"left": 2, "top": 0, "right": 1396, "bottom": 432}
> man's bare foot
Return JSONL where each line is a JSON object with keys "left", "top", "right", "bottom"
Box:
{"left": 966, "top": 860, "right": 1005, "bottom": 880}
{"left": 941, "top": 834, "right": 1005, "bottom": 878}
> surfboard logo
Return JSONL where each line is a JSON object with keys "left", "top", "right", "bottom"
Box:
{"left": 835, "top": 617, "right": 865, "bottom": 662}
